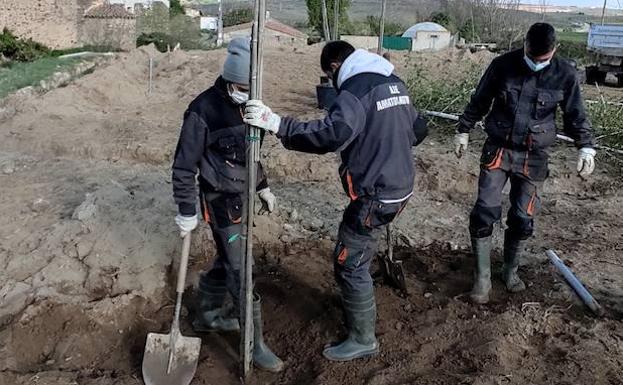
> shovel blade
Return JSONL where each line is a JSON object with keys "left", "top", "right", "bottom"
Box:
{"left": 142, "top": 332, "right": 201, "bottom": 385}
{"left": 377, "top": 254, "right": 408, "bottom": 293}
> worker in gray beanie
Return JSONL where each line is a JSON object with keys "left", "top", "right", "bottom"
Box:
{"left": 171, "top": 36, "right": 283, "bottom": 372}
{"left": 222, "top": 37, "right": 251, "bottom": 86}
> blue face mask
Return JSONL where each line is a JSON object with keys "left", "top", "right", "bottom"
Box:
{"left": 524, "top": 55, "right": 551, "bottom": 72}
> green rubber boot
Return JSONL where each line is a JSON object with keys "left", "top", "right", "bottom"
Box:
{"left": 503, "top": 234, "right": 527, "bottom": 293}
{"left": 252, "top": 294, "right": 284, "bottom": 372}
{"left": 322, "top": 288, "right": 379, "bottom": 362}
{"left": 193, "top": 271, "right": 240, "bottom": 332}
{"left": 470, "top": 236, "right": 492, "bottom": 304}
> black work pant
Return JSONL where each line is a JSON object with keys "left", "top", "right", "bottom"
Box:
{"left": 469, "top": 146, "right": 546, "bottom": 240}
{"left": 332, "top": 197, "right": 408, "bottom": 296}
{"left": 200, "top": 191, "right": 246, "bottom": 312}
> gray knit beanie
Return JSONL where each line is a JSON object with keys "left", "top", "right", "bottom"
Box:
{"left": 222, "top": 37, "right": 251, "bottom": 85}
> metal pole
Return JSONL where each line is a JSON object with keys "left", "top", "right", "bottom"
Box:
{"left": 217, "top": 0, "right": 224, "bottom": 47}
{"left": 546, "top": 250, "right": 604, "bottom": 316}
{"left": 241, "top": 0, "right": 265, "bottom": 378}
{"left": 601, "top": 0, "right": 607, "bottom": 25}
{"left": 378, "top": 0, "right": 387, "bottom": 54}
{"left": 333, "top": 0, "right": 340, "bottom": 40}
{"left": 321, "top": 0, "right": 331, "bottom": 41}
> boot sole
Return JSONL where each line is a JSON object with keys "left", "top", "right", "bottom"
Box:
{"left": 322, "top": 347, "right": 379, "bottom": 362}
{"left": 254, "top": 362, "right": 285, "bottom": 373}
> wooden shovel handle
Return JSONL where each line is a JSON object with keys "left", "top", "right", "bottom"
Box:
{"left": 177, "top": 233, "right": 192, "bottom": 294}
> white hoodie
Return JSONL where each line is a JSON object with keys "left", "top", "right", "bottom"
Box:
{"left": 336, "top": 49, "right": 395, "bottom": 89}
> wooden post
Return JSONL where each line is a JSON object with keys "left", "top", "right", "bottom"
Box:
{"left": 333, "top": 0, "right": 340, "bottom": 40}
{"left": 378, "top": 0, "right": 387, "bottom": 54}
{"left": 321, "top": 0, "right": 331, "bottom": 41}
{"left": 601, "top": 0, "right": 607, "bottom": 25}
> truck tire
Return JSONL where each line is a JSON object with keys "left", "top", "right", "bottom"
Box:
{"left": 618, "top": 75, "right": 623, "bottom": 88}
{"left": 585, "top": 66, "right": 598, "bottom": 84}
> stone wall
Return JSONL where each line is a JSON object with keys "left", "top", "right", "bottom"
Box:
{"left": 80, "top": 17, "right": 137, "bottom": 51}
{"left": 0, "top": 0, "right": 93, "bottom": 48}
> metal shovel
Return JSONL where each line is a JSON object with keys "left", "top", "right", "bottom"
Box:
{"left": 377, "top": 223, "right": 408, "bottom": 293}
{"left": 142, "top": 233, "right": 201, "bottom": 385}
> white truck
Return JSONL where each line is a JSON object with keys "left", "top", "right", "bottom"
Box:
{"left": 586, "top": 23, "right": 623, "bottom": 86}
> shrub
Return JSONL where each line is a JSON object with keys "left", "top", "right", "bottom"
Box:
{"left": 137, "top": 32, "right": 175, "bottom": 52}
{"left": 0, "top": 28, "right": 50, "bottom": 62}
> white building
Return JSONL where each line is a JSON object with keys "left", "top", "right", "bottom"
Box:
{"left": 402, "top": 22, "right": 452, "bottom": 52}
{"left": 108, "top": 0, "right": 170, "bottom": 11}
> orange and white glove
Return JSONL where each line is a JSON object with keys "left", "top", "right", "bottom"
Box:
{"left": 243, "top": 100, "right": 281, "bottom": 134}
{"left": 577, "top": 147, "right": 596, "bottom": 178}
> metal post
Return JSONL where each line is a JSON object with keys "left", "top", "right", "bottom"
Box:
{"left": 148, "top": 57, "right": 153, "bottom": 94}
{"left": 601, "top": 0, "right": 607, "bottom": 25}
{"left": 217, "top": 0, "right": 224, "bottom": 47}
{"left": 321, "top": 0, "right": 331, "bottom": 41}
{"left": 333, "top": 0, "right": 340, "bottom": 41}
{"left": 241, "top": 0, "right": 265, "bottom": 378}
{"left": 378, "top": 0, "right": 387, "bottom": 54}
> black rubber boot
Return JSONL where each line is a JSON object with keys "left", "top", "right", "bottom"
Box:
{"left": 322, "top": 288, "right": 379, "bottom": 361}
{"left": 503, "top": 234, "right": 527, "bottom": 293}
{"left": 252, "top": 294, "right": 284, "bottom": 372}
{"left": 193, "top": 271, "right": 240, "bottom": 332}
{"left": 470, "top": 236, "right": 492, "bottom": 304}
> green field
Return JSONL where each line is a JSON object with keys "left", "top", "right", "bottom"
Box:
{"left": 0, "top": 57, "right": 82, "bottom": 99}
{"left": 557, "top": 31, "right": 588, "bottom": 44}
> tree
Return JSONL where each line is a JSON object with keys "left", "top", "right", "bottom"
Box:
{"left": 306, "top": 0, "right": 351, "bottom": 38}
{"left": 170, "top": 0, "right": 185, "bottom": 18}
{"left": 365, "top": 16, "right": 405, "bottom": 37}
{"left": 430, "top": 12, "right": 453, "bottom": 30}
{"left": 223, "top": 7, "right": 253, "bottom": 27}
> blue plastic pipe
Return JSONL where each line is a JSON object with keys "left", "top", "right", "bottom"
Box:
{"left": 546, "top": 250, "right": 604, "bottom": 316}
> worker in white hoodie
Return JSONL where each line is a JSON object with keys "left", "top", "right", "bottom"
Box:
{"left": 243, "top": 41, "right": 428, "bottom": 362}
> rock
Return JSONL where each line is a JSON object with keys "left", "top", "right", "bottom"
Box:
{"left": 31, "top": 198, "right": 51, "bottom": 213}
{"left": 72, "top": 193, "right": 97, "bottom": 222}
{"left": 76, "top": 241, "right": 94, "bottom": 260}
{"left": 308, "top": 218, "right": 324, "bottom": 231}
{"left": 0, "top": 281, "right": 33, "bottom": 326}
{"left": 283, "top": 223, "right": 294, "bottom": 232}
{"left": 289, "top": 208, "right": 299, "bottom": 221}
{"left": 395, "top": 321, "right": 403, "bottom": 331}
{"left": 424, "top": 292, "right": 433, "bottom": 299}
{"left": 404, "top": 304, "right": 413, "bottom": 311}
{"left": 1, "top": 160, "right": 15, "bottom": 175}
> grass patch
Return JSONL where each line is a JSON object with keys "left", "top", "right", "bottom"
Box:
{"left": 0, "top": 56, "right": 81, "bottom": 98}
{"left": 557, "top": 31, "right": 588, "bottom": 44}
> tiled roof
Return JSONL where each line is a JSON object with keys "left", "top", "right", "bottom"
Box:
{"left": 84, "top": 4, "right": 136, "bottom": 19}
{"left": 224, "top": 18, "right": 306, "bottom": 39}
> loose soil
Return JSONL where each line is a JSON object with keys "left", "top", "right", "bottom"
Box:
{"left": 0, "top": 44, "right": 621, "bottom": 385}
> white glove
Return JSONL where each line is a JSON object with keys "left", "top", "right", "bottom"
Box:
{"left": 454, "top": 133, "right": 469, "bottom": 158}
{"left": 577, "top": 147, "right": 596, "bottom": 178}
{"left": 258, "top": 187, "right": 276, "bottom": 214}
{"left": 243, "top": 100, "right": 281, "bottom": 134}
{"left": 175, "top": 214, "right": 198, "bottom": 237}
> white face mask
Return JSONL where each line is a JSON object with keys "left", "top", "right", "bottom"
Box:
{"left": 228, "top": 84, "right": 249, "bottom": 105}
{"left": 524, "top": 55, "right": 551, "bottom": 72}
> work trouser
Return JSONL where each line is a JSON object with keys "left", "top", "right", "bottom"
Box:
{"left": 469, "top": 143, "right": 548, "bottom": 240}
{"left": 333, "top": 197, "right": 409, "bottom": 296}
{"left": 200, "top": 191, "right": 247, "bottom": 312}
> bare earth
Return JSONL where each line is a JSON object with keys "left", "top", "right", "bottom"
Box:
{"left": 0, "top": 44, "right": 622, "bottom": 385}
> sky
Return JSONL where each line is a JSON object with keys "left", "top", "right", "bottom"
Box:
{"left": 526, "top": 0, "right": 620, "bottom": 7}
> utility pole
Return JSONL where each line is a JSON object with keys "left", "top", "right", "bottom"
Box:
{"left": 217, "top": 0, "right": 223, "bottom": 47}
{"left": 321, "top": 0, "right": 331, "bottom": 41}
{"left": 241, "top": 0, "right": 265, "bottom": 378}
{"left": 333, "top": 0, "right": 340, "bottom": 41}
{"left": 601, "top": 0, "right": 607, "bottom": 25}
{"left": 378, "top": 0, "right": 387, "bottom": 54}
